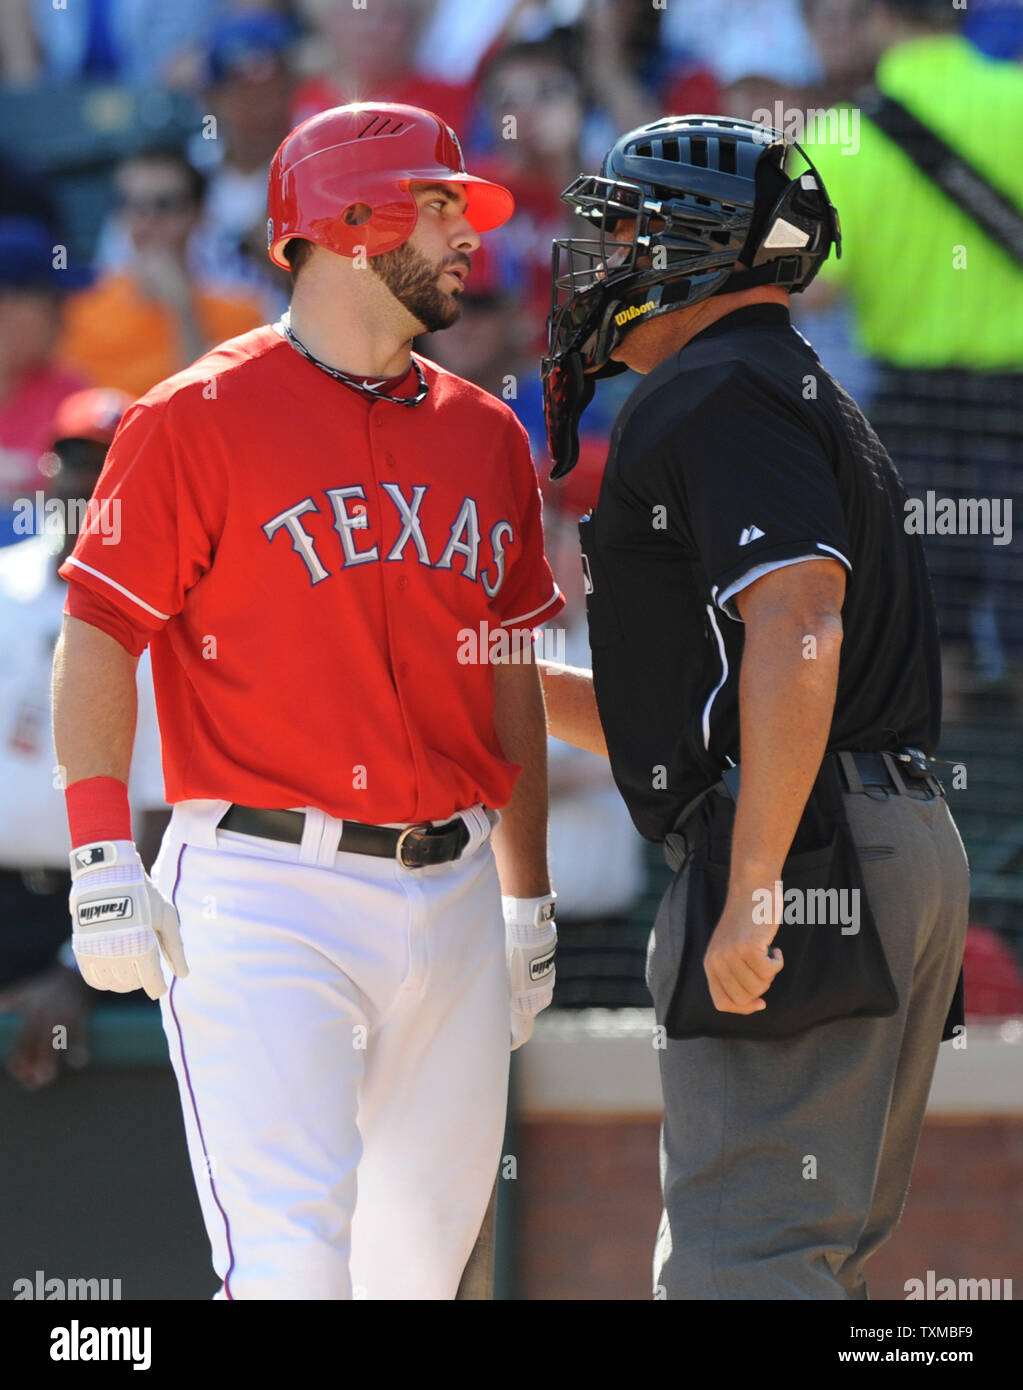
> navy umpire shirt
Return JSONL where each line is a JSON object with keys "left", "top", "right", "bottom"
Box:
{"left": 580, "top": 303, "right": 942, "bottom": 843}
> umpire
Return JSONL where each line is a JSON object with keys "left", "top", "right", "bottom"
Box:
{"left": 538, "top": 116, "right": 969, "bottom": 1299}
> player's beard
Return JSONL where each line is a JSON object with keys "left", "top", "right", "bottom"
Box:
{"left": 369, "top": 242, "right": 463, "bottom": 333}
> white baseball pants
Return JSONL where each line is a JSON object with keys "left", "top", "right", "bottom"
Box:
{"left": 152, "top": 800, "right": 509, "bottom": 1300}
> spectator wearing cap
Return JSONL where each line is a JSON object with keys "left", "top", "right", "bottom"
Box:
{"left": 186, "top": 11, "right": 296, "bottom": 311}
{"left": 56, "top": 148, "right": 264, "bottom": 400}
{"left": 801, "top": 0, "right": 1023, "bottom": 709}
{"left": 0, "top": 386, "right": 166, "bottom": 1089}
{"left": 0, "top": 219, "right": 89, "bottom": 546}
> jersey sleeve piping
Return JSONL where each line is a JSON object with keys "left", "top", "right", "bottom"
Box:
{"left": 62, "top": 557, "right": 172, "bottom": 622}
{"left": 712, "top": 544, "right": 853, "bottom": 622}
{"left": 499, "top": 584, "right": 564, "bottom": 629}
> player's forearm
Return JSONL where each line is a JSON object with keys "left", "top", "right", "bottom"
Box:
{"left": 52, "top": 615, "right": 139, "bottom": 786}
{"left": 728, "top": 612, "right": 842, "bottom": 898}
{"left": 490, "top": 655, "right": 551, "bottom": 897}
{"left": 536, "top": 659, "right": 608, "bottom": 758}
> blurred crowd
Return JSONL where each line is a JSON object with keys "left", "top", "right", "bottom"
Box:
{"left": 1, "top": 0, "right": 1023, "bottom": 1083}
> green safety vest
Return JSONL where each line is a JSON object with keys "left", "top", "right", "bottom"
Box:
{"left": 803, "top": 36, "right": 1023, "bottom": 369}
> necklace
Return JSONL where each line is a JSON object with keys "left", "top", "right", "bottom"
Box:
{"left": 277, "top": 311, "right": 429, "bottom": 407}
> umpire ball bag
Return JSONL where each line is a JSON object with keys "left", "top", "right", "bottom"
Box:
{"left": 659, "top": 755, "right": 898, "bottom": 1041}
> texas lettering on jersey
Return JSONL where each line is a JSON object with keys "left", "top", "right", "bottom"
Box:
{"left": 60, "top": 327, "right": 564, "bottom": 823}
{"left": 264, "top": 483, "right": 512, "bottom": 597}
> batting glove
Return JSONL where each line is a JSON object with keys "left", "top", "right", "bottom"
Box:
{"left": 503, "top": 893, "right": 557, "bottom": 1051}
{"left": 69, "top": 840, "right": 188, "bottom": 1000}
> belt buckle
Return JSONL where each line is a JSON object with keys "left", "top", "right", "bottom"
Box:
{"left": 395, "top": 822, "right": 431, "bottom": 869}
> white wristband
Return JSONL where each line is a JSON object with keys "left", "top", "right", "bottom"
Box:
{"left": 501, "top": 893, "right": 557, "bottom": 930}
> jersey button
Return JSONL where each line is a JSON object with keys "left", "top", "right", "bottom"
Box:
{"left": 397, "top": 575, "right": 408, "bottom": 591}
{"left": 399, "top": 661, "right": 409, "bottom": 676}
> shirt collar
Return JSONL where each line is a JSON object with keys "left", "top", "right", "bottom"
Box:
{"left": 685, "top": 302, "right": 792, "bottom": 349}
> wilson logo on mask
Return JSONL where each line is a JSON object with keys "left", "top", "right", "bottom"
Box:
{"left": 614, "top": 300, "right": 656, "bottom": 328}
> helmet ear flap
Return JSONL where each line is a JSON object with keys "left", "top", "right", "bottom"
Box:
{"left": 739, "top": 144, "right": 793, "bottom": 266}
{"left": 321, "top": 179, "right": 421, "bottom": 258}
{"left": 744, "top": 145, "right": 841, "bottom": 280}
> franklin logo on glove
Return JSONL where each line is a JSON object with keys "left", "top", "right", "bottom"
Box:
{"left": 530, "top": 950, "right": 555, "bottom": 981}
{"left": 76, "top": 898, "right": 133, "bottom": 925}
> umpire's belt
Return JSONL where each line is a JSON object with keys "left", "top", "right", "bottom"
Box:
{"left": 834, "top": 748, "right": 944, "bottom": 799}
{"left": 673, "top": 747, "right": 944, "bottom": 836}
{"left": 724, "top": 748, "right": 944, "bottom": 804}
{"left": 216, "top": 805, "right": 471, "bottom": 869}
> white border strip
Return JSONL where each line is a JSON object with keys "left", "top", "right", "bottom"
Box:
{"left": 702, "top": 603, "right": 729, "bottom": 751}
{"left": 63, "top": 558, "right": 171, "bottom": 621}
{"left": 715, "top": 548, "right": 854, "bottom": 619}
{"left": 500, "top": 584, "right": 563, "bottom": 629}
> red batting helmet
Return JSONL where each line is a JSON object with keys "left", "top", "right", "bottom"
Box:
{"left": 266, "top": 102, "right": 514, "bottom": 269}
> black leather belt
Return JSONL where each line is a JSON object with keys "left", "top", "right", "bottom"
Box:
{"left": 217, "top": 805, "right": 471, "bottom": 869}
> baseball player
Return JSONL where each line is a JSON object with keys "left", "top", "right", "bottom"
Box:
{"left": 51, "top": 103, "right": 563, "bottom": 1301}
{"left": 539, "top": 115, "right": 968, "bottom": 1298}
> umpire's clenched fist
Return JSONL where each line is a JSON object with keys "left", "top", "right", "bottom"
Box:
{"left": 703, "top": 891, "right": 784, "bottom": 1015}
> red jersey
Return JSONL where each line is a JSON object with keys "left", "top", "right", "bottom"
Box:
{"left": 61, "top": 324, "right": 564, "bottom": 822}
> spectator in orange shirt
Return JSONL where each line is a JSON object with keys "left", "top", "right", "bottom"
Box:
{"left": 57, "top": 148, "right": 264, "bottom": 399}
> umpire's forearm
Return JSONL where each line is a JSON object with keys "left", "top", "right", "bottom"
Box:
{"left": 729, "top": 613, "right": 842, "bottom": 898}
{"left": 52, "top": 615, "right": 139, "bottom": 787}
{"left": 536, "top": 659, "right": 608, "bottom": 758}
{"left": 490, "top": 655, "right": 551, "bottom": 897}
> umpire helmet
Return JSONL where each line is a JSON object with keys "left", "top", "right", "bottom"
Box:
{"left": 542, "top": 114, "right": 841, "bottom": 478}
{"left": 266, "top": 103, "right": 513, "bottom": 269}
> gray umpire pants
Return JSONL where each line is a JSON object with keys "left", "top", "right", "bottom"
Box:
{"left": 646, "top": 776, "right": 969, "bottom": 1300}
